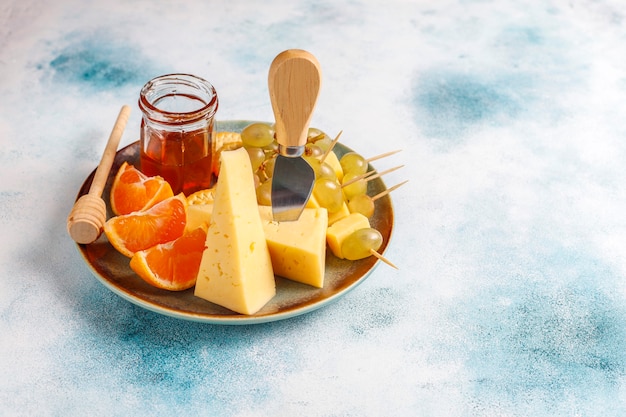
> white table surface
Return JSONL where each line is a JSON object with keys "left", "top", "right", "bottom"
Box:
{"left": 2, "top": 0, "right": 626, "bottom": 415}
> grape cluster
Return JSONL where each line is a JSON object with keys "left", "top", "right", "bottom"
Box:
{"left": 240, "top": 122, "right": 387, "bottom": 263}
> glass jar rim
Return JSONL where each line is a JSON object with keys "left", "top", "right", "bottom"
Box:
{"left": 138, "top": 73, "right": 218, "bottom": 123}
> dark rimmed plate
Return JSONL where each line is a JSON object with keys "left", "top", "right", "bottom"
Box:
{"left": 74, "top": 120, "right": 394, "bottom": 324}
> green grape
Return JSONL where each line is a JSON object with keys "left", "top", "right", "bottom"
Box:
{"left": 315, "top": 137, "right": 332, "bottom": 152}
{"left": 347, "top": 194, "right": 375, "bottom": 218}
{"left": 312, "top": 178, "right": 343, "bottom": 213}
{"left": 241, "top": 123, "right": 275, "bottom": 148}
{"left": 245, "top": 146, "right": 266, "bottom": 172}
{"left": 342, "top": 171, "right": 367, "bottom": 200}
{"left": 304, "top": 156, "right": 337, "bottom": 181}
{"left": 307, "top": 127, "right": 325, "bottom": 139}
{"left": 303, "top": 155, "right": 321, "bottom": 176}
{"left": 256, "top": 180, "right": 272, "bottom": 206}
{"left": 263, "top": 141, "right": 279, "bottom": 154}
{"left": 261, "top": 155, "right": 276, "bottom": 178}
{"left": 341, "top": 228, "right": 383, "bottom": 261}
{"left": 305, "top": 144, "right": 323, "bottom": 158}
{"left": 307, "top": 128, "right": 332, "bottom": 151}
{"left": 340, "top": 152, "right": 367, "bottom": 175}
{"left": 317, "top": 161, "right": 337, "bottom": 181}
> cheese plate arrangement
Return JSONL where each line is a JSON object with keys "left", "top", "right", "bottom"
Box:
{"left": 74, "top": 120, "right": 397, "bottom": 325}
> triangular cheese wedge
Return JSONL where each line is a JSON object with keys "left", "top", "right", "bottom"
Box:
{"left": 259, "top": 206, "right": 328, "bottom": 288}
{"left": 194, "top": 148, "right": 276, "bottom": 315}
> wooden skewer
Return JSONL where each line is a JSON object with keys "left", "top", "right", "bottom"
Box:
{"left": 67, "top": 105, "right": 131, "bottom": 244}
{"left": 361, "top": 165, "right": 404, "bottom": 183}
{"left": 366, "top": 149, "right": 402, "bottom": 163}
{"left": 319, "top": 130, "right": 342, "bottom": 164}
{"left": 342, "top": 165, "right": 404, "bottom": 188}
{"left": 372, "top": 180, "right": 409, "bottom": 201}
{"left": 369, "top": 249, "right": 398, "bottom": 269}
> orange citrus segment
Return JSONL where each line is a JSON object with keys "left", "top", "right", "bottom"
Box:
{"left": 130, "top": 227, "right": 207, "bottom": 291}
{"left": 104, "top": 193, "right": 187, "bottom": 257}
{"left": 110, "top": 161, "right": 174, "bottom": 215}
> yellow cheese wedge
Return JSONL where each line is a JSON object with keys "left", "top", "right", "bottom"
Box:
{"left": 194, "top": 148, "right": 276, "bottom": 315}
{"left": 326, "top": 212, "right": 370, "bottom": 259}
{"left": 186, "top": 203, "right": 213, "bottom": 232}
{"left": 212, "top": 131, "right": 243, "bottom": 175}
{"left": 259, "top": 206, "right": 328, "bottom": 288}
{"left": 186, "top": 187, "right": 216, "bottom": 232}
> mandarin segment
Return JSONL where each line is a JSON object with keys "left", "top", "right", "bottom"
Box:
{"left": 130, "top": 227, "right": 207, "bottom": 291}
{"left": 110, "top": 161, "right": 174, "bottom": 215}
{"left": 104, "top": 193, "right": 187, "bottom": 257}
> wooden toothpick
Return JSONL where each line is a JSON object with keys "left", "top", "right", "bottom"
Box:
{"left": 369, "top": 249, "right": 398, "bottom": 269}
{"left": 366, "top": 149, "right": 402, "bottom": 163}
{"left": 319, "top": 130, "right": 343, "bottom": 164}
{"left": 371, "top": 180, "right": 409, "bottom": 201}
{"left": 342, "top": 165, "right": 404, "bottom": 188}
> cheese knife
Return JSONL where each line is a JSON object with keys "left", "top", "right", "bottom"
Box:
{"left": 268, "top": 49, "right": 322, "bottom": 221}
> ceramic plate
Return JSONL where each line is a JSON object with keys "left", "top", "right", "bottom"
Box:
{"left": 75, "top": 120, "right": 395, "bottom": 324}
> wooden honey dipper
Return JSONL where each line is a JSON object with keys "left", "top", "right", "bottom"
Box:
{"left": 67, "top": 105, "right": 131, "bottom": 244}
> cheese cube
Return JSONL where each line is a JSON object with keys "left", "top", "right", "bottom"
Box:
{"left": 328, "top": 201, "right": 350, "bottom": 226}
{"left": 259, "top": 206, "right": 328, "bottom": 288}
{"left": 194, "top": 148, "right": 276, "bottom": 315}
{"left": 324, "top": 151, "right": 344, "bottom": 182}
{"left": 326, "top": 212, "right": 370, "bottom": 259}
{"left": 305, "top": 190, "right": 349, "bottom": 225}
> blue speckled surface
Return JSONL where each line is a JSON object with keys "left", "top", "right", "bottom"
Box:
{"left": 2, "top": 0, "right": 626, "bottom": 415}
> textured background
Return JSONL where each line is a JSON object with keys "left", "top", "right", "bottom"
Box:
{"left": 2, "top": 0, "right": 626, "bottom": 415}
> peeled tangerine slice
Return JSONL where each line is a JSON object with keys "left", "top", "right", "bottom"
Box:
{"left": 194, "top": 147, "right": 276, "bottom": 315}
{"left": 259, "top": 206, "right": 328, "bottom": 288}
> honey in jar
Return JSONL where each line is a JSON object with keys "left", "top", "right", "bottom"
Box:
{"left": 138, "top": 74, "right": 219, "bottom": 195}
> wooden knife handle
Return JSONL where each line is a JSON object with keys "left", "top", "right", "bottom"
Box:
{"left": 268, "top": 49, "right": 322, "bottom": 149}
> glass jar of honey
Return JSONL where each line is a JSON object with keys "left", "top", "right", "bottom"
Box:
{"left": 138, "top": 73, "right": 219, "bottom": 195}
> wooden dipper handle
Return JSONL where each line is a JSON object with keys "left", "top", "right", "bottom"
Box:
{"left": 67, "top": 105, "right": 131, "bottom": 244}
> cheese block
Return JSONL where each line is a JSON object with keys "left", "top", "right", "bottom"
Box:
{"left": 186, "top": 203, "right": 213, "bottom": 232}
{"left": 186, "top": 187, "right": 217, "bottom": 232}
{"left": 326, "top": 212, "right": 370, "bottom": 259}
{"left": 259, "top": 206, "right": 328, "bottom": 288}
{"left": 194, "top": 148, "right": 276, "bottom": 315}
